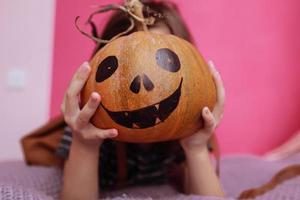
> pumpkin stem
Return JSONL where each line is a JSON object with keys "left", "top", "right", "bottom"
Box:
{"left": 125, "top": 0, "right": 152, "bottom": 31}
{"left": 75, "top": 0, "right": 155, "bottom": 44}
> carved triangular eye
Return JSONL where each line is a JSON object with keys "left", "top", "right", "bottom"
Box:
{"left": 96, "top": 56, "right": 118, "bottom": 82}
{"left": 156, "top": 48, "right": 181, "bottom": 72}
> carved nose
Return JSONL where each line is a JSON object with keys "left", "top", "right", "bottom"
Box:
{"left": 143, "top": 74, "right": 154, "bottom": 91}
{"left": 130, "top": 74, "right": 154, "bottom": 94}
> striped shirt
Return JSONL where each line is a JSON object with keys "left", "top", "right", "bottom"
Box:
{"left": 56, "top": 126, "right": 185, "bottom": 189}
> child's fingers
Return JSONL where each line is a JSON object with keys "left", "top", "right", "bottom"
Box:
{"left": 81, "top": 125, "right": 118, "bottom": 140}
{"left": 75, "top": 92, "right": 101, "bottom": 129}
{"left": 207, "top": 61, "right": 225, "bottom": 122}
{"left": 208, "top": 60, "right": 225, "bottom": 108}
{"left": 96, "top": 128, "right": 118, "bottom": 139}
{"left": 64, "top": 62, "right": 91, "bottom": 116}
{"left": 202, "top": 107, "right": 216, "bottom": 133}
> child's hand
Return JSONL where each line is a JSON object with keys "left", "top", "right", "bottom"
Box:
{"left": 61, "top": 61, "right": 118, "bottom": 147}
{"left": 180, "top": 61, "right": 225, "bottom": 154}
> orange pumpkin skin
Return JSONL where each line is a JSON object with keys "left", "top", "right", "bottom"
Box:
{"left": 81, "top": 31, "right": 216, "bottom": 143}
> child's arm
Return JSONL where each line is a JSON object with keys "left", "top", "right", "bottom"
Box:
{"left": 60, "top": 62, "right": 118, "bottom": 200}
{"left": 180, "top": 61, "right": 225, "bottom": 197}
{"left": 183, "top": 145, "right": 223, "bottom": 196}
{"left": 62, "top": 138, "right": 100, "bottom": 200}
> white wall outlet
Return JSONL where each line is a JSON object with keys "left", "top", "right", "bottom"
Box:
{"left": 6, "top": 69, "right": 27, "bottom": 90}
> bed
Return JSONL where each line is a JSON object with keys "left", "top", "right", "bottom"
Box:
{"left": 0, "top": 154, "right": 299, "bottom": 200}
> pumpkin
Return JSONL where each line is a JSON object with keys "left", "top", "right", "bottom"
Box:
{"left": 81, "top": 30, "right": 216, "bottom": 143}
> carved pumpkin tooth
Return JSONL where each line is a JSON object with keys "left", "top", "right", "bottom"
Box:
{"left": 155, "top": 118, "right": 161, "bottom": 124}
{"left": 132, "top": 123, "right": 140, "bottom": 128}
{"left": 155, "top": 104, "right": 159, "bottom": 110}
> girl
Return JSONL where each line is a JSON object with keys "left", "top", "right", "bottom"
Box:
{"left": 60, "top": 1, "right": 225, "bottom": 199}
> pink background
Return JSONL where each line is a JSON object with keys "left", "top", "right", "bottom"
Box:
{"left": 0, "top": 0, "right": 55, "bottom": 160}
{"left": 50, "top": 0, "right": 300, "bottom": 155}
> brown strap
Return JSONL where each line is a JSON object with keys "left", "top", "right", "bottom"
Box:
{"left": 116, "top": 142, "right": 127, "bottom": 188}
{"left": 238, "top": 164, "right": 300, "bottom": 199}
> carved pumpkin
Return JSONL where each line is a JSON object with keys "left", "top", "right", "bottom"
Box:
{"left": 81, "top": 31, "right": 216, "bottom": 143}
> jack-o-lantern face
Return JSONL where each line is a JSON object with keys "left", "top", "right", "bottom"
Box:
{"left": 82, "top": 31, "right": 216, "bottom": 143}
{"left": 97, "top": 48, "right": 182, "bottom": 129}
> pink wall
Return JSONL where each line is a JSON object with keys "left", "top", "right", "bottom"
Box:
{"left": 51, "top": 0, "right": 300, "bottom": 155}
{"left": 0, "top": 0, "right": 56, "bottom": 160}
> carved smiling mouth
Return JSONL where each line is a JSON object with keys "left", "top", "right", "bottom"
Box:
{"left": 101, "top": 78, "right": 183, "bottom": 129}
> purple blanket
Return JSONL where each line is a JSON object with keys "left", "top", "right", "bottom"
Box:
{"left": 0, "top": 154, "right": 299, "bottom": 199}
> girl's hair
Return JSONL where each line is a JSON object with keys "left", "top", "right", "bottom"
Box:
{"left": 92, "top": 0, "right": 193, "bottom": 55}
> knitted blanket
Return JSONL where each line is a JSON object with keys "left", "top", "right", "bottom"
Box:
{"left": 0, "top": 154, "right": 299, "bottom": 200}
